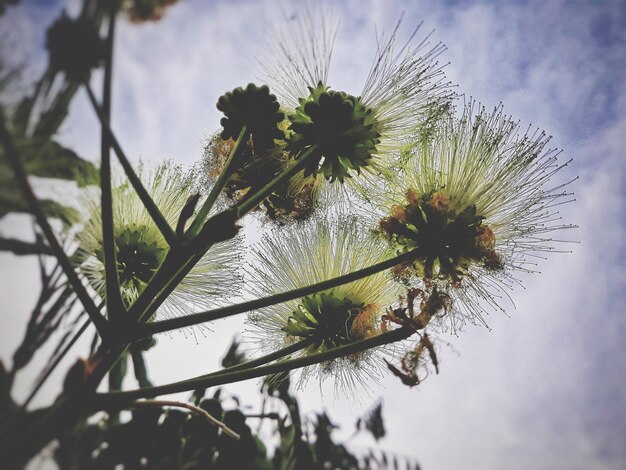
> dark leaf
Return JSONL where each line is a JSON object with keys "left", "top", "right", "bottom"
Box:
{"left": 15, "top": 137, "right": 98, "bottom": 186}
{"left": 363, "top": 400, "right": 386, "bottom": 441}
{"left": 221, "top": 337, "right": 247, "bottom": 368}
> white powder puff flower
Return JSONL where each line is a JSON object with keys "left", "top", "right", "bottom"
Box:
{"left": 377, "top": 102, "right": 576, "bottom": 331}
{"left": 246, "top": 216, "right": 403, "bottom": 392}
{"left": 262, "top": 6, "right": 453, "bottom": 184}
{"left": 75, "top": 161, "right": 242, "bottom": 323}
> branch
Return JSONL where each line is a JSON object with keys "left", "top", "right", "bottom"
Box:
{"left": 194, "top": 337, "right": 313, "bottom": 382}
{"left": 129, "top": 400, "right": 240, "bottom": 440}
{"left": 128, "top": 248, "right": 420, "bottom": 339}
{"left": 99, "top": 7, "right": 126, "bottom": 319}
{"left": 185, "top": 125, "right": 248, "bottom": 238}
{"left": 0, "top": 237, "right": 52, "bottom": 256}
{"left": 94, "top": 326, "right": 414, "bottom": 405}
{"left": 84, "top": 83, "right": 177, "bottom": 246}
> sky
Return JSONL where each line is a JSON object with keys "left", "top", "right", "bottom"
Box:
{"left": 1, "top": 0, "right": 625, "bottom": 469}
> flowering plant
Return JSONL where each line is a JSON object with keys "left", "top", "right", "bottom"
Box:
{"left": 0, "top": 1, "right": 574, "bottom": 467}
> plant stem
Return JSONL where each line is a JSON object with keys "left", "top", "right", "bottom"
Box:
{"left": 185, "top": 126, "right": 248, "bottom": 238}
{"left": 21, "top": 318, "right": 91, "bottom": 410}
{"left": 129, "top": 248, "right": 420, "bottom": 339}
{"left": 130, "top": 400, "right": 240, "bottom": 440}
{"left": 99, "top": 7, "right": 126, "bottom": 320}
{"left": 0, "top": 114, "right": 108, "bottom": 336}
{"left": 84, "top": 83, "right": 177, "bottom": 246}
{"left": 0, "top": 237, "right": 53, "bottom": 255}
{"left": 195, "top": 337, "right": 314, "bottom": 382}
{"left": 95, "top": 326, "right": 413, "bottom": 406}
{"left": 125, "top": 247, "right": 190, "bottom": 324}
{"left": 235, "top": 145, "right": 318, "bottom": 217}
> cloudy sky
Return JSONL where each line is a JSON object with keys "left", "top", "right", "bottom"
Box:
{"left": 1, "top": 0, "right": 625, "bottom": 469}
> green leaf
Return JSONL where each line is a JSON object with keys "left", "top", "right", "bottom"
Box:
{"left": 0, "top": 134, "right": 96, "bottom": 228}
{"left": 253, "top": 436, "right": 273, "bottom": 470}
{"left": 15, "top": 137, "right": 98, "bottom": 186}
{"left": 0, "top": 176, "right": 79, "bottom": 225}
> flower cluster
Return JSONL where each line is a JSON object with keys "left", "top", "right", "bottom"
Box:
{"left": 61, "top": 7, "right": 574, "bottom": 392}
{"left": 376, "top": 102, "right": 574, "bottom": 330}
{"left": 204, "top": 9, "right": 452, "bottom": 225}
{"left": 286, "top": 83, "right": 381, "bottom": 182}
{"left": 246, "top": 217, "right": 402, "bottom": 391}
{"left": 379, "top": 188, "right": 502, "bottom": 282}
{"left": 75, "top": 162, "right": 241, "bottom": 323}
{"left": 217, "top": 84, "right": 285, "bottom": 153}
{"left": 202, "top": 134, "right": 324, "bottom": 223}
{"left": 228, "top": 11, "right": 575, "bottom": 389}
{"left": 263, "top": 9, "right": 452, "bottom": 184}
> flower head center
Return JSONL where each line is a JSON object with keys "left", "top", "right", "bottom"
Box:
{"left": 380, "top": 189, "right": 503, "bottom": 282}
{"left": 99, "top": 225, "right": 167, "bottom": 291}
{"left": 287, "top": 83, "right": 381, "bottom": 182}
{"left": 283, "top": 292, "right": 370, "bottom": 349}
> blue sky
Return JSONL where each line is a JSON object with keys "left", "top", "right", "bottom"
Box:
{"left": 1, "top": 1, "right": 625, "bottom": 469}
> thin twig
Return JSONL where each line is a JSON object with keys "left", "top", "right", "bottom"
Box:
{"left": 245, "top": 413, "right": 281, "bottom": 420}
{"left": 0, "top": 113, "right": 108, "bottom": 336}
{"left": 130, "top": 400, "right": 240, "bottom": 440}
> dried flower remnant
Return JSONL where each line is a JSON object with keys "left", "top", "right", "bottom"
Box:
{"left": 75, "top": 162, "right": 241, "bottom": 322}
{"left": 381, "top": 286, "right": 451, "bottom": 334}
{"left": 263, "top": 8, "right": 452, "bottom": 184}
{"left": 203, "top": 134, "right": 323, "bottom": 223}
{"left": 386, "top": 333, "right": 438, "bottom": 387}
{"left": 121, "top": 0, "right": 180, "bottom": 23}
{"left": 379, "top": 103, "right": 575, "bottom": 330}
{"left": 246, "top": 217, "right": 402, "bottom": 390}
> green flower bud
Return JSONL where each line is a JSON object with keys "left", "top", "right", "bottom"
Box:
{"left": 217, "top": 83, "right": 284, "bottom": 153}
